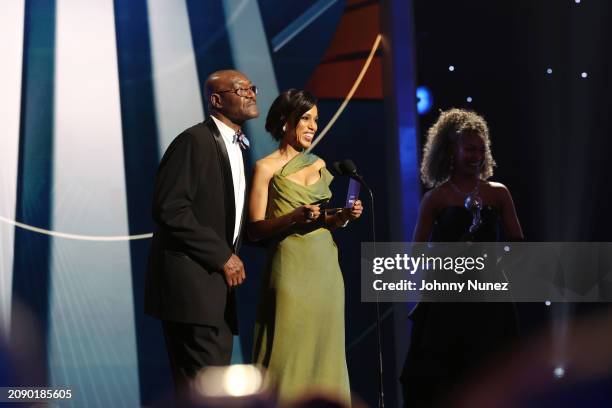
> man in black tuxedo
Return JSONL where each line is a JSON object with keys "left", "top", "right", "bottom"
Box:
{"left": 145, "top": 70, "right": 259, "bottom": 395}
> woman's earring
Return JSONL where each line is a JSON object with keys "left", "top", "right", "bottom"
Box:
{"left": 282, "top": 125, "right": 286, "bottom": 132}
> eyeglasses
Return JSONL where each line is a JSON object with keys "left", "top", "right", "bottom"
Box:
{"left": 217, "top": 85, "right": 258, "bottom": 97}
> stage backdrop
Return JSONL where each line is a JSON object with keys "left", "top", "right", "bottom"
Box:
{"left": 0, "top": 1, "right": 419, "bottom": 407}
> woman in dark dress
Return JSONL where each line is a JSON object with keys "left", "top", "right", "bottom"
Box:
{"left": 400, "top": 109, "right": 524, "bottom": 407}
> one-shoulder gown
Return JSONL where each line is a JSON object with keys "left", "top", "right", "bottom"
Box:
{"left": 253, "top": 153, "right": 350, "bottom": 404}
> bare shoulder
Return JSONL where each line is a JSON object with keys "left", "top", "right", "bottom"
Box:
{"left": 429, "top": 184, "right": 451, "bottom": 201}
{"left": 254, "top": 156, "right": 278, "bottom": 180}
{"left": 421, "top": 185, "right": 445, "bottom": 211}
{"left": 483, "top": 181, "right": 514, "bottom": 208}
{"left": 485, "top": 180, "right": 509, "bottom": 191}
{"left": 484, "top": 180, "right": 511, "bottom": 197}
{"left": 259, "top": 149, "right": 280, "bottom": 162}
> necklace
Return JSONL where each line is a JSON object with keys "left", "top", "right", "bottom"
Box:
{"left": 449, "top": 179, "right": 480, "bottom": 197}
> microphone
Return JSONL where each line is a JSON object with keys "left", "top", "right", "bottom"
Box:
{"left": 331, "top": 161, "right": 344, "bottom": 177}
{"left": 334, "top": 159, "right": 372, "bottom": 193}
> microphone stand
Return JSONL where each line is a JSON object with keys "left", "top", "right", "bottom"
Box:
{"left": 334, "top": 159, "right": 385, "bottom": 408}
{"left": 353, "top": 177, "right": 384, "bottom": 408}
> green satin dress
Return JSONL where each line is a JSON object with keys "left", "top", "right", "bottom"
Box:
{"left": 253, "top": 153, "right": 350, "bottom": 404}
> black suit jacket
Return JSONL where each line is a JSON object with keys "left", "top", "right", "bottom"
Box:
{"left": 145, "top": 117, "right": 245, "bottom": 333}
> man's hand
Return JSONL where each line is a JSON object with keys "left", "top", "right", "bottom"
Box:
{"left": 223, "top": 254, "right": 245, "bottom": 287}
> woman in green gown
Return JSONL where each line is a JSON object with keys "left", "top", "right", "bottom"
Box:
{"left": 248, "top": 89, "right": 362, "bottom": 404}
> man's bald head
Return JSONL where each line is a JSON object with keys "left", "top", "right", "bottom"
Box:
{"left": 205, "top": 70, "right": 241, "bottom": 100}
{"left": 205, "top": 70, "right": 259, "bottom": 127}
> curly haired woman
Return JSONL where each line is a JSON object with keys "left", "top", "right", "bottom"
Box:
{"left": 400, "top": 108, "right": 523, "bottom": 407}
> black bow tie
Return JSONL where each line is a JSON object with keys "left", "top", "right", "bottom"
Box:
{"left": 233, "top": 130, "right": 250, "bottom": 150}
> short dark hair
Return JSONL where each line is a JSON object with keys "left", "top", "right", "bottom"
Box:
{"left": 265, "top": 89, "right": 318, "bottom": 141}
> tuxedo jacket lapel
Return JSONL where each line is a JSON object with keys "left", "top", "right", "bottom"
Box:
{"left": 205, "top": 118, "right": 236, "bottom": 249}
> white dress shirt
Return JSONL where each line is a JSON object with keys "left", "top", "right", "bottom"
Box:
{"left": 211, "top": 116, "right": 246, "bottom": 245}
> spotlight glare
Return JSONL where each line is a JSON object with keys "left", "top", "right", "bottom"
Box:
{"left": 466, "top": 96, "right": 473, "bottom": 103}
{"left": 554, "top": 366, "right": 565, "bottom": 379}
{"left": 195, "top": 365, "right": 265, "bottom": 398}
{"left": 223, "top": 365, "right": 263, "bottom": 397}
{"left": 545, "top": 300, "right": 551, "bottom": 306}
{"left": 448, "top": 65, "right": 455, "bottom": 72}
{"left": 575, "top": 0, "right": 580, "bottom": 3}
{"left": 546, "top": 68, "right": 553, "bottom": 74}
{"left": 581, "top": 72, "right": 588, "bottom": 78}
{"left": 416, "top": 86, "right": 433, "bottom": 115}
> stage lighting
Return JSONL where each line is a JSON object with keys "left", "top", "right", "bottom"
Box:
{"left": 448, "top": 65, "right": 455, "bottom": 72}
{"left": 581, "top": 72, "right": 588, "bottom": 78}
{"left": 224, "top": 365, "right": 264, "bottom": 397}
{"left": 545, "top": 300, "right": 551, "bottom": 306}
{"left": 546, "top": 68, "right": 553, "bottom": 74}
{"left": 416, "top": 86, "right": 433, "bottom": 115}
{"left": 466, "top": 96, "right": 473, "bottom": 103}
{"left": 554, "top": 366, "right": 565, "bottom": 378}
{"left": 194, "top": 364, "right": 267, "bottom": 398}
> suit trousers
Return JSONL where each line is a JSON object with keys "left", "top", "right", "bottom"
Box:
{"left": 162, "top": 320, "right": 233, "bottom": 396}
